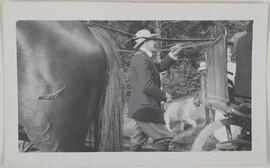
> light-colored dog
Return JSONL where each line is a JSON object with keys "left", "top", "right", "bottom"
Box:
{"left": 164, "top": 96, "right": 200, "bottom": 132}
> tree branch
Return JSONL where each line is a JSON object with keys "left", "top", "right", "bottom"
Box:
{"left": 161, "top": 21, "right": 182, "bottom": 32}
{"left": 160, "top": 21, "right": 173, "bottom": 27}
{"left": 142, "top": 21, "right": 155, "bottom": 29}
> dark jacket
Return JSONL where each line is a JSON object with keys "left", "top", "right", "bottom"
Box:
{"left": 234, "top": 31, "right": 252, "bottom": 98}
{"left": 127, "top": 50, "right": 175, "bottom": 124}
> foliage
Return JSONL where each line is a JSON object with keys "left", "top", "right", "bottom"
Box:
{"left": 88, "top": 20, "right": 250, "bottom": 102}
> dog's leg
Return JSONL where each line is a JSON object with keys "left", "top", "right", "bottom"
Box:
{"left": 186, "top": 118, "right": 197, "bottom": 130}
{"left": 164, "top": 113, "right": 171, "bottom": 132}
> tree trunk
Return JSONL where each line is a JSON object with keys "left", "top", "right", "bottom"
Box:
{"left": 154, "top": 21, "right": 162, "bottom": 62}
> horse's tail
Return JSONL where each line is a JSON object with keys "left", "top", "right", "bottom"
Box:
{"left": 90, "top": 27, "right": 123, "bottom": 151}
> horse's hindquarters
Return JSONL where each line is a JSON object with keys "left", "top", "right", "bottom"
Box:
{"left": 17, "top": 21, "right": 106, "bottom": 152}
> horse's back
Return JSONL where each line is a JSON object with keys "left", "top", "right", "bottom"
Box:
{"left": 17, "top": 21, "right": 106, "bottom": 151}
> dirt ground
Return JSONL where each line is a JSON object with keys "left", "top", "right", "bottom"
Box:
{"left": 123, "top": 105, "right": 208, "bottom": 151}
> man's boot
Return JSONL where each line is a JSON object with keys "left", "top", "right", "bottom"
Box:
{"left": 155, "top": 144, "right": 169, "bottom": 151}
{"left": 129, "top": 144, "right": 142, "bottom": 152}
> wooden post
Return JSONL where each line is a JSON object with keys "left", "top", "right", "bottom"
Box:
{"left": 200, "top": 59, "right": 215, "bottom": 124}
{"left": 201, "top": 72, "right": 206, "bottom": 105}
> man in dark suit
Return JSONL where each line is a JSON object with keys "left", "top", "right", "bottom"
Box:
{"left": 128, "top": 29, "right": 181, "bottom": 151}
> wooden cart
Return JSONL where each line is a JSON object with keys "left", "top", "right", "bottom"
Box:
{"left": 191, "top": 30, "right": 252, "bottom": 151}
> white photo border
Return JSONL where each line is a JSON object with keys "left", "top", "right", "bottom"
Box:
{"left": 3, "top": 2, "right": 268, "bottom": 167}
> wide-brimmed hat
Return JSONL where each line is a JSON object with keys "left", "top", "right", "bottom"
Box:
{"left": 134, "top": 29, "right": 158, "bottom": 49}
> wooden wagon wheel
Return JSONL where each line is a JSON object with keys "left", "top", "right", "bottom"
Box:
{"left": 18, "top": 140, "right": 34, "bottom": 152}
{"left": 191, "top": 118, "right": 251, "bottom": 151}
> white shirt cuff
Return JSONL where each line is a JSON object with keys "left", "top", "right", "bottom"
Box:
{"left": 168, "top": 52, "right": 177, "bottom": 60}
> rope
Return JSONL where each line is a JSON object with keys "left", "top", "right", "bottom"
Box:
{"left": 133, "top": 36, "right": 215, "bottom": 42}
{"left": 116, "top": 49, "right": 136, "bottom": 53}
{"left": 85, "top": 22, "right": 135, "bottom": 37}
{"left": 116, "top": 41, "right": 212, "bottom": 53}
{"left": 205, "top": 33, "right": 224, "bottom": 54}
{"left": 157, "top": 41, "right": 212, "bottom": 52}
{"left": 85, "top": 21, "right": 215, "bottom": 42}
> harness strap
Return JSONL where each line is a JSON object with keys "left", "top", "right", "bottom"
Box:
{"left": 38, "top": 84, "right": 66, "bottom": 100}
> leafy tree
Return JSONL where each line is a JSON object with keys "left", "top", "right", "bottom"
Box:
{"left": 87, "top": 20, "right": 249, "bottom": 102}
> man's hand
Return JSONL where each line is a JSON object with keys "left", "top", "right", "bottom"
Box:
{"left": 168, "top": 45, "right": 182, "bottom": 60}
{"left": 165, "top": 93, "right": 173, "bottom": 103}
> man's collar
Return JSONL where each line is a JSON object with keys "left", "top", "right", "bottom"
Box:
{"left": 139, "top": 47, "right": 153, "bottom": 58}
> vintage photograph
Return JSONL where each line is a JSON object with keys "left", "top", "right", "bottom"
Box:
{"left": 3, "top": 2, "right": 267, "bottom": 167}
{"left": 17, "top": 20, "right": 252, "bottom": 152}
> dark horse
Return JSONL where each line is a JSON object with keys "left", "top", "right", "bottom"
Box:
{"left": 17, "top": 21, "right": 123, "bottom": 152}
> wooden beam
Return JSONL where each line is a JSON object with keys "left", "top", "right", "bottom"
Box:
{"left": 85, "top": 22, "right": 135, "bottom": 37}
